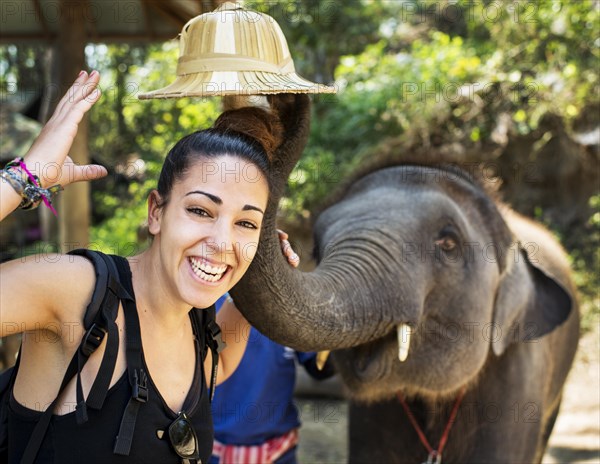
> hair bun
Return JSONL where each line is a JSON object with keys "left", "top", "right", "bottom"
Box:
{"left": 213, "top": 107, "right": 283, "bottom": 162}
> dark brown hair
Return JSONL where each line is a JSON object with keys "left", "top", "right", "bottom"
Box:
{"left": 156, "top": 107, "right": 283, "bottom": 205}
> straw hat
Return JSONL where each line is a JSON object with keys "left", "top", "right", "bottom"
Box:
{"left": 139, "top": 2, "right": 336, "bottom": 99}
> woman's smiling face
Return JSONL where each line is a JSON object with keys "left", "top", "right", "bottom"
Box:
{"left": 148, "top": 154, "right": 269, "bottom": 309}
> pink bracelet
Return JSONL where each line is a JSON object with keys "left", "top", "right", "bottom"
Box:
{"left": 5, "top": 158, "right": 61, "bottom": 216}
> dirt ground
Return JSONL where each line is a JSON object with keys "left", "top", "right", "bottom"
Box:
{"left": 544, "top": 320, "right": 600, "bottom": 464}
{"left": 296, "top": 321, "right": 600, "bottom": 464}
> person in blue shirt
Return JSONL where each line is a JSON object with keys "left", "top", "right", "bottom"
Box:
{"left": 210, "top": 233, "right": 334, "bottom": 464}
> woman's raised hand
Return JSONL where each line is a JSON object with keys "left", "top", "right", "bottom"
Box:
{"left": 24, "top": 70, "right": 107, "bottom": 188}
{"left": 277, "top": 229, "right": 300, "bottom": 268}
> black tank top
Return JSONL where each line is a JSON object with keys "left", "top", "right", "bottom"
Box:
{"left": 8, "top": 256, "right": 214, "bottom": 463}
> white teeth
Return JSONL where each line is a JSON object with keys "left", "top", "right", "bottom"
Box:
{"left": 316, "top": 351, "right": 330, "bottom": 371}
{"left": 397, "top": 324, "right": 412, "bottom": 362}
{"left": 189, "top": 257, "right": 227, "bottom": 282}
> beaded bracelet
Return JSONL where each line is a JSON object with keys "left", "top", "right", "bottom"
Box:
{"left": 1, "top": 158, "right": 62, "bottom": 215}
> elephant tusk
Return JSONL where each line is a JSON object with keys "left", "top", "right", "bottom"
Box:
{"left": 316, "top": 351, "right": 331, "bottom": 371}
{"left": 397, "top": 324, "right": 412, "bottom": 362}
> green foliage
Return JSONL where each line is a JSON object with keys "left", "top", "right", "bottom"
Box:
{"left": 250, "top": 0, "right": 391, "bottom": 83}
{"left": 570, "top": 194, "right": 600, "bottom": 332}
{"left": 0, "top": 44, "right": 46, "bottom": 92}
{"left": 283, "top": 29, "right": 488, "bottom": 217}
{"left": 278, "top": 0, "right": 598, "bottom": 220}
{"left": 88, "top": 43, "right": 221, "bottom": 251}
{"left": 89, "top": 163, "right": 159, "bottom": 255}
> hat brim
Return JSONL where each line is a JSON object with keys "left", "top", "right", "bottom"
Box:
{"left": 138, "top": 70, "right": 336, "bottom": 99}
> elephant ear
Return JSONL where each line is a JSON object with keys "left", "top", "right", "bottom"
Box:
{"left": 492, "top": 244, "right": 573, "bottom": 356}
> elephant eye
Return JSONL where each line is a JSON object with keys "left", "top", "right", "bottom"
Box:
{"left": 435, "top": 225, "right": 460, "bottom": 252}
{"left": 435, "top": 236, "right": 457, "bottom": 251}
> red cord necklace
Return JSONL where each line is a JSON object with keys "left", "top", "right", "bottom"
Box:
{"left": 396, "top": 387, "right": 467, "bottom": 464}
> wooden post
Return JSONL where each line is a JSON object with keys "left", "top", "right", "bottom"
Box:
{"left": 56, "top": 0, "right": 90, "bottom": 251}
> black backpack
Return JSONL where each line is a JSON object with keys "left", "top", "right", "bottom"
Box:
{"left": 0, "top": 249, "right": 225, "bottom": 464}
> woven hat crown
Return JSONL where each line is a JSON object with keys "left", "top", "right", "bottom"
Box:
{"left": 139, "top": 2, "right": 335, "bottom": 98}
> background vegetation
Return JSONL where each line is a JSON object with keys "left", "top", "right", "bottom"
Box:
{"left": 1, "top": 0, "right": 598, "bottom": 327}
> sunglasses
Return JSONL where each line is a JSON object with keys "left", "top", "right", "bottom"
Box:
{"left": 168, "top": 411, "right": 200, "bottom": 462}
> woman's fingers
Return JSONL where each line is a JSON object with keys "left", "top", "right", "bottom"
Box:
{"left": 277, "top": 230, "right": 300, "bottom": 268}
{"left": 46, "top": 156, "right": 108, "bottom": 187}
{"left": 76, "top": 71, "right": 101, "bottom": 111}
{"left": 52, "top": 72, "right": 101, "bottom": 132}
{"left": 71, "top": 164, "right": 108, "bottom": 184}
{"left": 286, "top": 250, "right": 300, "bottom": 267}
{"left": 53, "top": 70, "right": 100, "bottom": 118}
{"left": 25, "top": 71, "right": 102, "bottom": 186}
{"left": 277, "top": 229, "right": 289, "bottom": 241}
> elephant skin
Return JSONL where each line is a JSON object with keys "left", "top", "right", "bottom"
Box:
{"left": 231, "top": 96, "right": 580, "bottom": 463}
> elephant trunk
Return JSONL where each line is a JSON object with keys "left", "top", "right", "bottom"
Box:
{"left": 231, "top": 94, "right": 413, "bottom": 351}
{"left": 230, "top": 223, "right": 401, "bottom": 351}
{"left": 232, "top": 202, "right": 413, "bottom": 351}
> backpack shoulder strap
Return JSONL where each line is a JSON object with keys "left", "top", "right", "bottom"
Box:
{"left": 20, "top": 249, "right": 129, "bottom": 464}
{"left": 111, "top": 255, "right": 147, "bottom": 456}
{"left": 191, "top": 305, "right": 226, "bottom": 402}
{"left": 68, "top": 249, "right": 131, "bottom": 327}
{"left": 67, "top": 249, "right": 131, "bottom": 423}
{"left": 0, "top": 351, "right": 20, "bottom": 458}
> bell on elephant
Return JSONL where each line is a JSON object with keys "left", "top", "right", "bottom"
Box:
{"left": 139, "top": 1, "right": 336, "bottom": 98}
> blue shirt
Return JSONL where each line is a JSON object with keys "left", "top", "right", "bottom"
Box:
{"left": 211, "top": 295, "right": 316, "bottom": 446}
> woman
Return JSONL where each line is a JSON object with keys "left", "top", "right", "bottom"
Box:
{"left": 0, "top": 71, "right": 292, "bottom": 463}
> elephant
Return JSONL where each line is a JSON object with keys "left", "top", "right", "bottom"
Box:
{"left": 230, "top": 95, "right": 580, "bottom": 463}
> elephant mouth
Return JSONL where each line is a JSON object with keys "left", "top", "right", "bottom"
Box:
{"left": 348, "top": 330, "right": 398, "bottom": 382}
